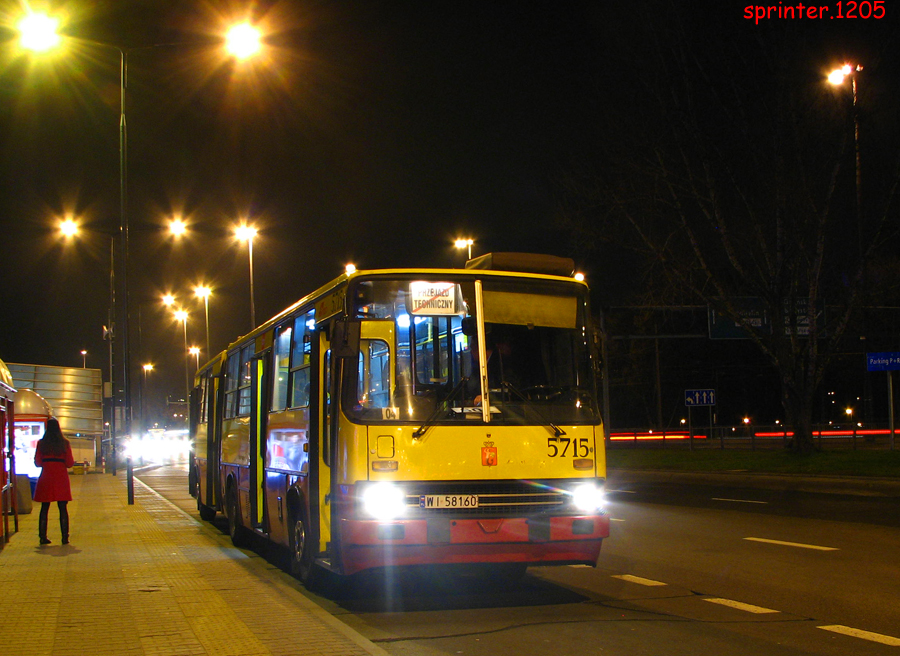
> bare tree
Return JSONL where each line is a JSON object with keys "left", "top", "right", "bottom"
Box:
{"left": 561, "top": 7, "right": 900, "bottom": 452}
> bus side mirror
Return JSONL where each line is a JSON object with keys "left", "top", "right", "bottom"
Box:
{"left": 461, "top": 317, "right": 477, "bottom": 336}
{"left": 331, "top": 320, "right": 361, "bottom": 358}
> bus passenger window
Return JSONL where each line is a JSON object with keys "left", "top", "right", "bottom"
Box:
{"left": 291, "top": 368, "right": 310, "bottom": 408}
{"left": 271, "top": 323, "right": 292, "bottom": 411}
{"left": 238, "top": 343, "right": 253, "bottom": 416}
{"left": 288, "top": 311, "right": 314, "bottom": 408}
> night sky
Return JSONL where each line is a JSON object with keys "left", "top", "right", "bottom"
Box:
{"left": 0, "top": 1, "right": 896, "bottom": 421}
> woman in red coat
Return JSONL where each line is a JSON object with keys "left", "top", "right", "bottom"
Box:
{"left": 33, "top": 418, "right": 75, "bottom": 545}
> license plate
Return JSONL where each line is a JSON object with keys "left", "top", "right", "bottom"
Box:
{"left": 419, "top": 494, "right": 479, "bottom": 509}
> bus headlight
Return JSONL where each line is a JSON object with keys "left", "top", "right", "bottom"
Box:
{"left": 360, "top": 483, "right": 407, "bottom": 520}
{"left": 570, "top": 483, "right": 605, "bottom": 513}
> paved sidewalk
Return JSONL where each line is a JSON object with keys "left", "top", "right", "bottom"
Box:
{"left": 0, "top": 472, "right": 389, "bottom": 656}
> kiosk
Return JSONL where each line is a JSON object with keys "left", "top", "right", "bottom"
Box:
{"left": 12, "top": 389, "right": 53, "bottom": 514}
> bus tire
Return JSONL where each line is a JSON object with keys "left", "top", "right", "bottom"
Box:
{"left": 289, "top": 509, "right": 319, "bottom": 588}
{"left": 227, "top": 485, "right": 252, "bottom": 548}
{"left": 197, "top": 494, "right": 216, "bottom": 522}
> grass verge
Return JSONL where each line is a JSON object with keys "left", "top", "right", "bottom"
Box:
{"left": 606, "top": 447, "right": 900, "bottom": 478}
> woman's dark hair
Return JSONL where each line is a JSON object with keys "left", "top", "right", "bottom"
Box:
{"left": 38, "top": 417, "right": 69, "bottom": 456}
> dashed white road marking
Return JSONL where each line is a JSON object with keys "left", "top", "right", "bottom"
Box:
{"left": 744, "top": 537, "right": 839, "bottom": 551}
{"left": 818, "top": 625, "right": 900, "bottom": 646}
{"left": 712, "top": 497, "right": 768, "bottom": 504}
{"left": 612, "top": 574, "right": 667, "bottom": 586}
{"left": 610, "top": 518, "right": 626, "bottom": 522}
{"left": 703, "top": 598, "right": 779, "bottom": 614}
{"left": 607, "top": 489, "right": 637, "bottom": 494}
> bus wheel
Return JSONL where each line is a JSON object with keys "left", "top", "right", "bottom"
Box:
{"left": 227, "top": 487, "right": 252, "bottom": 548}
{"left": 197, "top": 494, "right": 216, "bottom": 522}
{"left": 289, "top": 511, "right": 318, "bottom": 587}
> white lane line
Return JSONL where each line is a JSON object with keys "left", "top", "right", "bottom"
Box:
{"left": 607, "top": 489, "right": 637, "bottom": 494}
{"left": 704, "top": 598, "right": 779, "bottom": 614}
{"left": 612, "top": 574, "right": 667, "bottom": 587}
{"left": 610, "top": 518, "right": 626, "bottom": 522}
{"left": 712, "top": 497, "right": 768, "bottom": 504}
{"left": 818, "top": 625, "right": 900, "bottom": 646}
{"left": 744, "top": 537, "right": 839, "bottom": 551}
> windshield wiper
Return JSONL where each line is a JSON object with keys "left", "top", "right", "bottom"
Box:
{"left": 412, "top": 377, "right": 469, "bottom": 439}
{"left": 501, "top": 381, "right": 566, "bottom": 437}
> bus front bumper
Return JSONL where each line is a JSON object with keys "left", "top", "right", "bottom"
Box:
{"left": 337, "top": 514, "right": 610, "bottom": 576}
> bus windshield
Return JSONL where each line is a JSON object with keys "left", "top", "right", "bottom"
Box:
{"left": 343, "top": 276, "right": 599, "bottom": 425}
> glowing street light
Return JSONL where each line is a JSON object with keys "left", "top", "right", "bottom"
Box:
{"left": 16, "top": 12, "right": 61, "bottom": 53}
{"left": 234, "top": 223, "right": 258, "bottom": 329}
{"left": 169, "top": 217, "right": 187, "bottom": 238}
{"left": 81, "top": 350, "right": 88, "bottom": 368}
{"left": 454, "top": 238, "right": 474, "bottom": 260}
{"left": 225, "top": 23, "right": 262, "bottom": 61}
{"left": 59, "top": 216, "right": 79, "bottom": 238}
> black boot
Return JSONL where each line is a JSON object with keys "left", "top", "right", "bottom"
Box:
{"left": 59, "top": 502, "right": 70, "bottom": 545}
{"left": 39, "top": 514, "right": 51, "bottom": 545}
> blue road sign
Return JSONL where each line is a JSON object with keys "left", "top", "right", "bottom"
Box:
{"left": 867, "top": 352, "right": 900, "bottom": 372}
{"left": 685, "top": 389, "right": 716, "bottom": 406}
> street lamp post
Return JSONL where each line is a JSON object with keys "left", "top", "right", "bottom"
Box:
{"left": 454, "top": 238, "right": 474, "bottom": 261}
{"left": 81, "top": 350, "right": 87, "bottom": 368}
{"left": 189, "top": 347, "right": 201, "bottom": 372}
{"left": 56, "top": 216, "right": 117, "bottom": 474}
{"left": 141, "top": 363, "right": 153, "bottom": 438}
{"left": 194, "top": 285, "right": 212, "bottom": 358}
{"left": 235, "top": 224, "right": 258, "bottom": 329}
{"left": 829, "top": 64, "right": 871, "bottom": 426}
{"left": 828, "top": 64, "right": 863, "bottom": 258}
{"left": 174, "top": 309, "right": 190, "bottom": 401}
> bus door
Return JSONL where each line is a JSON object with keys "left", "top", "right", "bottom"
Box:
{"left": 211, "top": 368, "right": 225, "bottom": 510}
{"left": 324, "top": 319, "right": 361, "bottom": 568}
{"left": 314, "top": 327, "right": 333, "bottom": 558}
{"left": 249, "top": 353, "right": 270, "bottom": 531}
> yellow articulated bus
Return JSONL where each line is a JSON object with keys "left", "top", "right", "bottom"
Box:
{"left": 190, "top": 253, "right": 610, "bottom": 586}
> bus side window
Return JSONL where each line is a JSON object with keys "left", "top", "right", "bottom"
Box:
{"left": 237, "top": 343, "right": 253, "bottom": 416}
{"left": 271, "top": 323, "right": 292, "bottom": 411}
{"left": 224, "top": 351, "right": 241, "bottom": 418}
{"left": 289, "top": 311, "right": 314, "bottom": 408}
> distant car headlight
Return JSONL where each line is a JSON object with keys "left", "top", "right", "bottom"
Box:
{"left": 570, "top": 482, "right": 605, "bottom": 513}
{"left": 360, "top": 483, "right": 407, "bottom": 520}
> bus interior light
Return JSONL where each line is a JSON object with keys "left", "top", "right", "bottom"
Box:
{"left": 570, "top": 483, "right": 605, "bottom": 513}
{"left": 360, "top": 482, "right": 407, "bottom": 520}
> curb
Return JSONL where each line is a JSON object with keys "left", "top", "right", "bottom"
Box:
{"left": 607, "top": 468, "right": 900, "bottom": 497}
